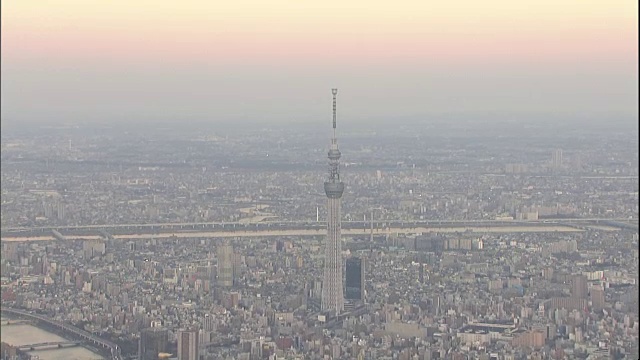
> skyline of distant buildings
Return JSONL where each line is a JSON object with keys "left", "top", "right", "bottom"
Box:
{"left": 0, "top": 100, "right": 637, "bottom": 359}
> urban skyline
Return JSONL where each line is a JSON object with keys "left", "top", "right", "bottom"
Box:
{"left": 0, "top": 114, "right": 638, "bottom": 359}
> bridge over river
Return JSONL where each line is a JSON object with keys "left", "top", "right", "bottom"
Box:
{"left": 1, "top": 307, "right": 123, "bottom": 360}
{"left": 0, "top": 319, "right": 34, "bottom": 326}
{"left": 17, "top": 341, "right": 82, "bottom": 351}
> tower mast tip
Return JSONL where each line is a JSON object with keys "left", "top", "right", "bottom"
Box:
{"left": 332, "top": 89, "right": 338, "bottom": 130}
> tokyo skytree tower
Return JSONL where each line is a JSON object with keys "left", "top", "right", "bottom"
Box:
{"left": 322, "top": 88, "right": 345, "bottom": 315}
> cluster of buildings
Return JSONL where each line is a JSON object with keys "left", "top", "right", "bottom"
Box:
{"left": 1, "top": 224, "right": 638, "bottom": 359}
{"left": 1, "top": 102, "right": 638, "bottom": 359}
{"left": 1, "top": 116, "right": 638, "bottom": 232}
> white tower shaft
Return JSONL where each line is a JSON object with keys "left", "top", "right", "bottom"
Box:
{"left": 322, "top": 88, "right": 344, "bottom": 315}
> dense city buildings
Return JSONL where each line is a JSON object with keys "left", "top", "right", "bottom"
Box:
{"left": 1, "top": 115, "right": 638, "bottom": 360}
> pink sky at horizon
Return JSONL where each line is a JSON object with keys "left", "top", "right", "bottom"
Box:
{"left": 4, "top": 1, "right": 637, "bottom": 66}
{"left": 1, "top": 0, "right": 638, "bottom": 123}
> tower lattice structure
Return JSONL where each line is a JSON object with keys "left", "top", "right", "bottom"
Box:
{"left": 322, "top": 88, "right": 345, "bottom": 314}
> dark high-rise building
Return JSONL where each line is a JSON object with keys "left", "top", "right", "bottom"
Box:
{"left": 551, "top": 148, "right": 563, "bottom": 168}
{"left": 178, "top": 329, "right": 199, "bottom": 360}
{"left": 345, "top": 257, "right": 365, "bottom": 301}
{"left": 138, "top": 327, "right": 168, "bottom": 360}
{"left": 590, "top": 285, "right": 605, "bottom": 310}
{"left": 217, "top": 241, "right": 234, "bottom": 287}
{"left": 571, "top": 275, "right": 588, "bottom": 299}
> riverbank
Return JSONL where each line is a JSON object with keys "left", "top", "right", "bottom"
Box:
{"left": 0, "top": 318, "right": 104, "bottom": 360}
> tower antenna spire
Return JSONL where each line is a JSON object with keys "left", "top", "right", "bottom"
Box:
{"left": 332, "top": 88, "right": 338, "bottom": 142}
{"left": 332, "top": 88, "right": 337, "bottom": 128}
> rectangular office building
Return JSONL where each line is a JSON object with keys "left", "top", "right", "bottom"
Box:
{"left": 345, "top": 257, "right": 365, "bottom": 301}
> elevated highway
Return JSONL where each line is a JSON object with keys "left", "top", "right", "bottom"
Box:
{"left": 1, "top": 218, "right": 634, "bottom": 242}
{"left": 2, "top": 218, "right": 634, "bottom": 234}
{"left": 1, "top": 307, "right": 123, "bottom": 360}
{"left": 2, "top": 225, "right": 587, "bottom": 242}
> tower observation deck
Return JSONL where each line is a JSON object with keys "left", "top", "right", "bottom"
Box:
{"left": 322, "top": 88, "right": 345, "bottom": 314}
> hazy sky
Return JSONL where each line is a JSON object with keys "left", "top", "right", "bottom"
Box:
{"left": 1, "top": 1, "right": 637, "bottom": 125}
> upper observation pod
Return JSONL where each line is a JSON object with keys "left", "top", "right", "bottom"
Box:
{"left": 324, "top": 181, "right": 345, "bottom": 199}
{"left": 328, "top": 148, "right": 341, "bottom": 161}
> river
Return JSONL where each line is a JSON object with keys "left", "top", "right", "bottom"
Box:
{"left": 0, "top": 319, "right": 104, "bottom": 360}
